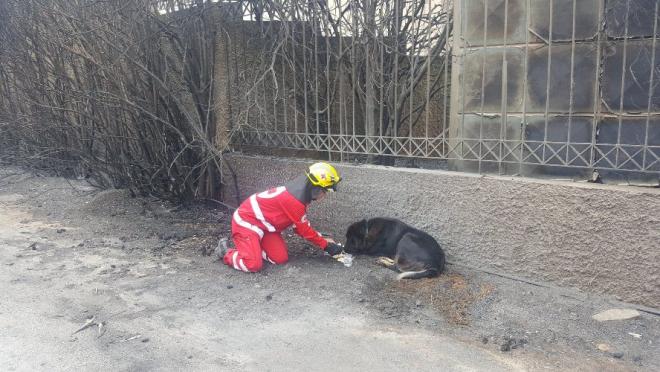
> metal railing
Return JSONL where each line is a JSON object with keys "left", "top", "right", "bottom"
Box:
{"left": 227, "top": 0, "right": 659, "bottom": 181}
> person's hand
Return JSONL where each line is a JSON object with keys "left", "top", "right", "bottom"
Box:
{"left": 325, "top": 242, "right": 343, "bottom": 256}
{"left": 324, "top": 237, "right": 336, "bottom": 244}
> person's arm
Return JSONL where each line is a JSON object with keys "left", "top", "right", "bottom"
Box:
{"left": 292, "top": 213, "right": 343, "bottom": 255}
{"left": 280, "top": 201, "right": 328, "bottom": 249}
{"left": 293, "top": 213, "right": 329, "bottom": 249}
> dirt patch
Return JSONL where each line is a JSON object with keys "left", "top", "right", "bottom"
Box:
{"left": 384, "top": 270, "right": 495, "bottom": 325}
{"left": 79, "top": 189, "right": 143, "bottom": 216}
{"left": 179, "top": 234, "right": 222, "bottom": 256}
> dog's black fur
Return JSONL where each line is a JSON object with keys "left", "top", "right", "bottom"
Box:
{"left": 343, "top": 217, "right": 445, "bottom": 279}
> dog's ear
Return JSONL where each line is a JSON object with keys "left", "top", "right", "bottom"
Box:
{"left": 346, "top": 219, "right": 367, "bottom": 238}
{"left": 358, "top": 219, "right": 370, "bottom": 237}
{"left": 365, "top": 220, "right": 383, "bottom": 241}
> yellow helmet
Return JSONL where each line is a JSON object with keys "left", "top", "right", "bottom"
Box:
{"left": 305, "top": 162, "right": 341, "bottom": 190}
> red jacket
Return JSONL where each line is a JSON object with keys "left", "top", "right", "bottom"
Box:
{"left": 233, "top": 186, "right": 328, "bottom": 249}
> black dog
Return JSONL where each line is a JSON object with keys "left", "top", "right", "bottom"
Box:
{"left": 343, "top": 217, "right": 445, "bottom": 279}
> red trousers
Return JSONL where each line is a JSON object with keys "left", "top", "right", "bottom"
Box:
{"left": 223, "top": 219, "right": 288, "bottom": 272}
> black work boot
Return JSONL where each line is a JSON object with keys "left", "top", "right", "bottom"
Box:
{"left": 215, "top": 237, "right": 230, "bottom": 260}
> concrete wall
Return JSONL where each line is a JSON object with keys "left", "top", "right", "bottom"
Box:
{"left": 224, "top": 154, "right": 660, "bottom": 308}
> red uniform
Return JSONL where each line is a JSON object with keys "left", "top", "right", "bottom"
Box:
{"left": 223, "top": 186, "right": 328, "bottom": 272}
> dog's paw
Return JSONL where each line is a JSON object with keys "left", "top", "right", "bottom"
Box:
{"left": 376, "top": 257, "right": 396, "bottom": 267}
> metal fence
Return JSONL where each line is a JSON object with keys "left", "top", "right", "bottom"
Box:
{"left": 227, "top": 0, "right": 659, "bottom": 182}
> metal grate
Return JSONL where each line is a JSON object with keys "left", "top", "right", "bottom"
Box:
{"left": 227, "top": 0, "right": 659, "bottom": 181}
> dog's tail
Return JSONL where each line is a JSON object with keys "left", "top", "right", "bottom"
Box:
{"left": 397, "top": 268, "right": 438, "bottom": 280}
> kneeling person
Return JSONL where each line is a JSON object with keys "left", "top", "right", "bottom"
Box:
{"left": 222, "top": 162, "right": 343, "bottom": 272}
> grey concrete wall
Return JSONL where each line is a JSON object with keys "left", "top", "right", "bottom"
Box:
{"left": 224, "top": 154, "right": 660, "bottom": 308}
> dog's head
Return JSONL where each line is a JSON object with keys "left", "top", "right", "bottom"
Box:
{"left": 343, "top": 219, "right": 368, "bottom": 254}
{"left": 344, "top": 219, "right": 385, "bottom": 254}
